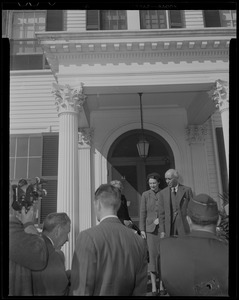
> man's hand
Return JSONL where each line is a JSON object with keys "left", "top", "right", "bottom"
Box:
{"left": 141, "top": 231, "right": 146, "bottom": 239}
{"left": 124, "top": 220, "right": 133, "bottom": 227}
{"left": 153, "top": 218, "right": 159, "bottom": 225}
{"left": 20, "top": 206, "right": 35, "bottom": 224}
{"left": 160, "top": 232, "right": 166, "bottom": 239}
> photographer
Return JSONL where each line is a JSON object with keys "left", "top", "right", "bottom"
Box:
{"left": 9, "top": 206, "right": 48, "bottom": 296}
{"left": 9, "top": 178, "right": 48, "bottom": 296}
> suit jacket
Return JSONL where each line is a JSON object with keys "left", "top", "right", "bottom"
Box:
{"left": 70, "top": 217, "right": 148, "bottom": 296}
{"left": 159, "top": 231, "right": 228, "bottom": 296}
{"left": 139, "top": 189, "right": 161, "bottom": 233}
{"left": 9, "top": 215, "right": 48, "bottom": 296}
{"left": 32, "top": 235, "right": 70, "bottom": 296}
{"left": 158, "top": 184, "right": 193, "bottom": 236}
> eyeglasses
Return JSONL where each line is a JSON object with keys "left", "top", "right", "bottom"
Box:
{"left": 165, "top": 177, "right": 173, "bottom": 180}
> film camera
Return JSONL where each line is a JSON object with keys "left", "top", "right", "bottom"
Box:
{"left": 11, "top": 177, "right": 47, "bottom": 212}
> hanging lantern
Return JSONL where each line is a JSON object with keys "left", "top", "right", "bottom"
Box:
{"left": 137, "top": 93, "right": 150, "bottom": 159}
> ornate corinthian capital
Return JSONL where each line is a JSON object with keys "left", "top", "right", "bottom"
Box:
{"left": 207, "top": 79, "right": 229, "bottom": 111}
{"left": 78, "top": 128, "right": 94, "bottom": 146}
{"left": 52, "top": 82, "right": 87, "bottom": 114}
{"left": 186, "top": 125, "right": 208, "bottom": 144}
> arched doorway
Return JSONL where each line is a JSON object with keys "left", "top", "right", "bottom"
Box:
{"left": 107, "top": 129, "right": 175, "bottom": 226}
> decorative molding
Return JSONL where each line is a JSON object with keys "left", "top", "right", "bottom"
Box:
{"left": 78, "top": 128, "right": 94, "bottom": 146}
{"left": 52, "top": 82, "right": 87, "bottom": 114}
{"left": 207, "top": 79, "right": 229, "bottom": 112}
{"left": 186, "top": 125, "right": 208, "bottom": 144}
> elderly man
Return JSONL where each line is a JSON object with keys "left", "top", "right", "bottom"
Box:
{"left": 159, "top": 194, "right": 228, "bottom": 296}
{"left": 70, "top": 183, "right": 148, "bottom": 296}
{"left": 158, "top": 169, "right": 193, "bottom": 237}
{"left": 32, "top": 212, "right": 71, "bottom": 296}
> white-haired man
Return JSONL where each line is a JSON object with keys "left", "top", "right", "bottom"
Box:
{"left": 158, "top": 169, "right": 193, "bottom": 238}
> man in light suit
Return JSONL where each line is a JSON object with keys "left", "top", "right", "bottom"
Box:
{"left": 70, "top": 184, "right": 148, "bottom": 296}
{"left": 158, "top": 169, "right": 193, "bottom": 238}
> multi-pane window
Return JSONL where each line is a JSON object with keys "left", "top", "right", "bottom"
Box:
{"left": 140, "top": 10, "right": 183, "bottom": 29}
{"left": 10, "top": 134, "right": 58, "bottom": 225}
{"left": 101, "top": 10, "right": 127, "bottom": 30}
{"left": 204, "top": 10, "right": 236, "bottom": 28}
{"left": 86, "top": 10, "right": 127, "bottom": 30}
{"left": 10, "top": 135, "right": 42, "bottom": 180}
{"left": 10, "top": 10, "right": 63, "bottom": 70}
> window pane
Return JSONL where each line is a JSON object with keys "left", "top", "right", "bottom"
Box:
{"left": 29, "top": 137, "right": 42, "bottom": 156}
{"left": 10, "top": 158, "right": 15, "bottom": 178}
{"left": 29, "top": 158, "right": 41, "bottom": 178}
{"left": 10, "top": 138, "right": 16, "bottom": 157}
{"left": 13, "top": 13, "right": 24, "bottom": 25}
{"left": 25, "top": 12, "right": 35, "bottom": 24}
{"left": 15, "top": 157, "right": 27, "bottom": 179}
{"left": 16, "top": 137, "right": 28, "bottom": 157}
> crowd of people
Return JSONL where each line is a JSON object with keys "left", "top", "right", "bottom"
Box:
{"left": 8, "top": 169, "right": 229, "bottom": 296}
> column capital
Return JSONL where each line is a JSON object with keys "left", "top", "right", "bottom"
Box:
{"left": 78, "top": 128, "right": 94, "bottom": 146}
{"left": 52, "top": 82, "right": 87, "bottom": 114}
{"left": 208, "top": 79, "right": 229, "bottom": 112}
{"left": 186, "top": 125, "right": 208, "bottom": 144}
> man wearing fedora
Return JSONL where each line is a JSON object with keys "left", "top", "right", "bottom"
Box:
{"left": 159, "top": 194, "right": 228, "bottom": 296}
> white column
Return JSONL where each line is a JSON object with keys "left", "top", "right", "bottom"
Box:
{"left": 78, "top": 128, "right": 94, "bottom": 232}
{"left": 52, "top": 82, "right": 86, "bottom": 269}
{"left": 208, "top": 79, "right": 229, "bottom": 175}
{"left": 186, "top": 125, "right": 210, "bottom": 195}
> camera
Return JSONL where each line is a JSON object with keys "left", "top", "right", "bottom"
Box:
{"left": 11, "top": 177, "right": 47, "bottom": 212}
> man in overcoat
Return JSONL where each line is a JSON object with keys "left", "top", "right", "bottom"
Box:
{"left": 158, "top": 169, "right": 193, "bottom": 237}
{"left": 159, "top": 193, "right": 228, "bottom": 296}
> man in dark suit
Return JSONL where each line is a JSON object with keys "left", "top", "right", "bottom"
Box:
{"left": 70, "top": 184, "right": 148, "bottom": 296}
{"left": 158, "top": 169, "right": 193, "bottom": 238}
{"left": 32, "top": 212, "right": 71, "bottom": 296}
{"left": 159, "top": 194, "right": 228, "bottom": 296}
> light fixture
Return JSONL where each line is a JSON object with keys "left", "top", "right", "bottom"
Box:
{"left": 136, "top": 93, "right": 149, "bottom": 159}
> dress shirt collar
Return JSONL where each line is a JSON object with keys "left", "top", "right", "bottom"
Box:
{"left": 100, "top": 215, "right": 118, "bottom": 223}
{"left": 171, "top": 184, "right": 179, "bottom": 193}
{"left": 44, "top": 234, "right": 55, "bottom": 247}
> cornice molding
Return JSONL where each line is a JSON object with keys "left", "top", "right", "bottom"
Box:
{"left": 35, "top": 28, "right": 236, "bottom": 41}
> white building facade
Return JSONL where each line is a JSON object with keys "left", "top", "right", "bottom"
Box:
{"left": 4, "top": 9, "right": 235, "bottom": 268}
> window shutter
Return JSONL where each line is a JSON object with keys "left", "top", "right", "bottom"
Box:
{"left": 203, "top": 10, "right": 221, "bottom": 27}
{"left": 42, "top": 135, "right": 59, "bottom": 176}
{"left": 86, "top": 10, "right": 100, "bottom": 30}
{"left": 169, "top": 10, "right": 182, "bottom": 28}
{"left": 40, "top": 179, "right": 57, "bottom": 223}
{"left": 40, "top": 135, "right": 59, "bottom": 223}
{"left": 215, "top": 128, "right": 228, "bottom": 194}
{"left": 46, "top": 10, "right": 63, "bottom": 31}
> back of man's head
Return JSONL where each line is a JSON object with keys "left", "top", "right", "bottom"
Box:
{"left": 187, "top": 194, "right": 219, "bottom": 226}
{"left": 95, "top": 184, "right": 121, "bottom": 211}
{"left": 43, "top": 212, "right": 71, "bottom": 233}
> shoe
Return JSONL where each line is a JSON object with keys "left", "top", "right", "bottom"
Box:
{"left": 151, "top": 291, "right": 158, "bottom": 296}
{"left": 159, "top": 289, "right": 167, "bottom": 296}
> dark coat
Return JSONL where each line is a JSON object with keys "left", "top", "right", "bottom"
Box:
{"left": 158, "top": 184, "right": 193, "bottom": 236}
{"left": 117, "top": 194, "right": 131, "bottom": 223}
{"left": 159, "top": 230, "right": 228, "bottom": 296}
{"left": 139, "top": 189, "right": 161, "bottom": 233}
{"left": 9, "top": 215, "right": 48, "bottom": 296}
{"left": 32, "top": 235, "right": 70, "bottom": 296}
{"left": 70, "top": 217, "right": 148, "bottom": 296}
